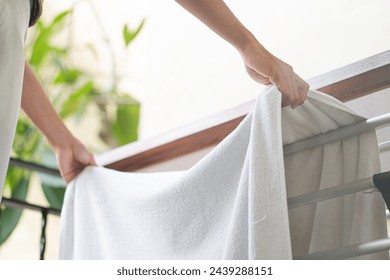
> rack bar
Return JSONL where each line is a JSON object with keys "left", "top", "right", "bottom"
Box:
{"left": 284, "top": 113, "right": 390, "bottom": 155}
{"left": 295, "top": 237, "right": 390, "bottom": 260}
{"left": 40, "top": 209, "right": 48, "bottom": 260}
{"left": 1, "top": 197, "right": 61, "bottom": 216}
{"left": 288, "top": 177, "right": 376, "bottom": 209}
{"left": 9, "top": 157, "right": 61, "bottom": 177}
{"left": 379, "top": 141, "right": 390, "bottom": 153}
{"left": 288, "top": 170, "right": 390, "bottom": 209}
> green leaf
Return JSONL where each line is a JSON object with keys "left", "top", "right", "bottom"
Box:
{"left": 29, "top": 32, "right": 51, "bottom": 66}
{"left": 54, "top": 68, "right": 81, "bottom": 84}
{"left": 51, "top": 10, "right": 73, "bottom": 27}
{"left": 38, "top": 150, "right": 66, "bottom": 210}
{"left": 0, "top": 207, "right": 24, "bottom": 246}
{"left": 40, "top": 174, "right": 66, "bottom": 210}
{"left": 112, "top": 96, "right": 140, "bottom": 145}
{"left": 123, "top": 19, "right": 145, "bottom": 48}
{"left": 29, "top": 10, "right": 72, "bottom": 66}
{"left": 12, "top": 118, "right": 41, "bottom": 159}
{"left": 60, "top": 81, "right": 95, "bottom": 118}
{"left": 0, "top": 168, "right": 30, "bottom": 245}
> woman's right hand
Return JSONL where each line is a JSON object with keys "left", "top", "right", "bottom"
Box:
{"left": 240, "top": 38, "right": 309, "bottom": 109}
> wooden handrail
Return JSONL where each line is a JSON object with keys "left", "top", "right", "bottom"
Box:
{"left": 97, "top": 50, "right": 390, "bottom": 171}
{"left": 309, "top": 50, "right": 390, "bottom": 101}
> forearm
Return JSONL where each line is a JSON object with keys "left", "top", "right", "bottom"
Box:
{"left": 175, "top": 0, "right": 259, "bottom": 53}
{"left": 175, "top": 0, "right": 309, "bottom": 108}
{"left": 21, "top": 62, "right": 75, "bottom": 151}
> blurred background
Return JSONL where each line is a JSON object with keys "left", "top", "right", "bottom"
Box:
{"left": 0, "top": 0, "right": 389, "bottom": 259}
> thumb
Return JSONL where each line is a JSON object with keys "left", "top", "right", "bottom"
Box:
{"left": 76, "top": 146, "right": 95, "bottom": 166}
{"left": 89, "top": 154, "right": 97, "bottom": 166}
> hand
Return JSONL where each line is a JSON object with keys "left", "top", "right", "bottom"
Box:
{"left": 54, "top": 137, "right": 96, "bottom": 184}
{"left": 21, "top": 62, "right": 96, "bottom": 183}
{"left": 240, "top": 39, "right": 309, "bottom": 109}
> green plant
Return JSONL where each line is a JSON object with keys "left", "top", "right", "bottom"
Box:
{"left": 0, "top": 8, "right": 144, "bottom": 245}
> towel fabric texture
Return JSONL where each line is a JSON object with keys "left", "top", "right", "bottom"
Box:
{"left": 60, "top": 87, "right": 388, "bottom": 259}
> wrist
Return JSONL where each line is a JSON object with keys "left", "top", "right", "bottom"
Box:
{"left": 48, "top": 127, "right": 76, "bottom": 153}
{"left": 239, "top": 35, "right": 276, "bottom": 77}
{"left": 235, "top": 29, "right": 257, "bottom": 55}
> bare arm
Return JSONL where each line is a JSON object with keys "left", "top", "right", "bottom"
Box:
{"left": 175, "top": 0, "right": 309, "bottom": 108}
{"left": 21, "top": 62, "right": 95, "bottom": 183}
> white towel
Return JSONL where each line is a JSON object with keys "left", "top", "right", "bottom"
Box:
{"left": 59, "top": 87, "right": 388, "bottom": 259}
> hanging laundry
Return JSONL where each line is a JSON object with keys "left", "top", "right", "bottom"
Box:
{"left": 60, "top": 87, "right": 388, "bottom": 259}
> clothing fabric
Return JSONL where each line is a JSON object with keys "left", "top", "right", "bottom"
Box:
{"left": 0, "top": 0, "right": 30, "bottom": 202}
{"left": 60, "top": 87, "right": 388, "bottom": 260}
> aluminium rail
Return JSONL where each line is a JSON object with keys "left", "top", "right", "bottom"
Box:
{"left": 284, "top": 112, "right": 390, "bottom": 155}
{"left": 295, "top": 238, "right": 390, "bottom": 260}
{"left": 288, "top": 171, "right": 390, "bottom": 210}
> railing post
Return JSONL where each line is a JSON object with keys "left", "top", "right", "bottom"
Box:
{"left": 40, "top": 209, "right": 48, "bottom": 260}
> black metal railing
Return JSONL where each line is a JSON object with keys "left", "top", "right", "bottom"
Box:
{"left": 1, "top": 157, "right": 62, "bottom": 260}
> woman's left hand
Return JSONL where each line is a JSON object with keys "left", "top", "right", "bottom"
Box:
{"left": 55, "top": 137, "right": 96, "bottom": 184}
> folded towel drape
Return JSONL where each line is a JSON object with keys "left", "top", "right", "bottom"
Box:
{"left": 59, "top": 87, "right": 388, "bottom": 259}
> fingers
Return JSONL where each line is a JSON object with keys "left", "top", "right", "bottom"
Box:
{"left": 295, "top": 75, "right": 309, "bottom": 107}
{"left": 55, "top": 139, "right": 97, "bottom": 184}
{"left": 247, "top": 54, "right": 309, "bottom": 109}
{"left": 273, "top": 68, "right": 309, "bottom": 109}
{"left": 241, "top": 42, "right": 309, "bottom": 109}
{"left": 281, "top": 94, "right": 290, "bottom": 107}
{"left": 72, "top": 140, "right": 97, "bottom": 168}
{"left": 288, "top": 75, "right": 309, "bottom": 109}
{"left": 90, "top": 156, "right": 97, "bottom": 166}
{"left": 79, "top": 151, "right": 96, "bottom": 166}
{"left": 61, "top": 152, "right": 95, "bottom": 184}
{"left": 245, "top": 65, "right": 272, "bottom": 85}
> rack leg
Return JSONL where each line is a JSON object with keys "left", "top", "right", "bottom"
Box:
{"left": 40, "top": 209, "right": 48, "bottom": 260}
